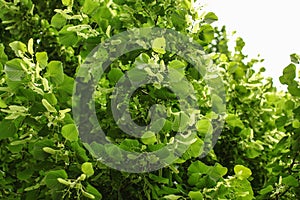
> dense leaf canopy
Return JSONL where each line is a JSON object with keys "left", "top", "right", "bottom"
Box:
{"left": 0, "top": 0, "right": 299, "bottom": 199}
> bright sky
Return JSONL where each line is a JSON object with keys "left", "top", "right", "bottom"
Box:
{"left": 199, "top": 0, "right": 300, "bottom": 90}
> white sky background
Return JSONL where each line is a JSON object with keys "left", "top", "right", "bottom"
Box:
{"left": 198, "top": 0, "right": 300, "bottom": 90}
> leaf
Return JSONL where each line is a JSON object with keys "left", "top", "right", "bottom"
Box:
{"left": 81, "top": 162, "right": 94, "bottom": 177}
{"left": 290, "top": 53, "right": 300, "bottom": 64}
{"left": 149, "top": 173, "right": 169, "bottom": 184}
{"left": 259, "top": 185, "right": 273, "bottom": 195}
{"left": 46, "top": 61, "right": 64, "bottom": 85}
{"left": 279, "top": 64, "right": 296, "bottom": 85}
{"left": 108, "top": 68, "right": 124, "bottom": 84}
{"left": 51, "top": 13, "right": 67, "bottom": 29}
{"left": 30, "top": 139, "right": 55, "bottom": 160}
{"left": 0, "top": 98, "right": 7, "bottom": 108}
{"left": 188, "top": 137, "right": 204, "bottom": 158}
{"left": 83, "top": 0, "right": 99, "bottom": 15}
{"left": 0, "top": 43, "right": 8, "bottom": 69}
{"left": 275, "top": 116, "right": 288, "bottom": 127}
{"left": 44, "top": 170, "right": 68, "bottom": 189}
{"left": 188, "top": 191, "right": 203, "bottom": 200}
{"left": 196, "top": 119, "right": 213, "bottom": 136}
{"left": 234, "top": 165, "right": 252, "bottom": 180}
{"left": 152, "top": 37, "right": 166, "bottom": 54}
{"left": 61, "top": 124, "right": 79, "bottom": 142}
{"left": 199, "top": 24, "right": 214, "bottom": 44}
{"left": 0, "top": 120, "right": 17, "bottom": 139}
{"left": 4, "top": 58, "right": 27, "bottom": 81}
{"left": 282, "top": 175, "right": 299, "bottom": 187}
{"left": 17, "top": 168, "right": 33, "bottom": 181}
{"left": 86, "top": 184, "right": 102, "bottom": 200}
{"left": 188, "top": 161, "right": 209, "bottom": 174}
{"left": 226, "top": 114, "right": 244, "bottom": 129}
{"left": 204, "top": 12, "right": 218, "bottom": 24}
{"left": 36, "top": 52, "right": 48, "bottom": 68}
{"left": 168, "top": 60, "right": 186, "bottom": 70}
{"left": 127, "top": 68, "right": 147, "bottom": 84}
{"left": 59, "top": 26, "right": 78, "bottom": 47}
{"left": 141, "top": 131, "right": 157, "bottom": 145}
{"left": 62, "top": 0, "right": 73, "bottom": 7}
{"left": 9, "top": 41, "right": 27, "bottom": 57}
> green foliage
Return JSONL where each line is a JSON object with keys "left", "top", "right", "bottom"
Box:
{"left": 0, "top": 0, "right": 299, "bottom": 199}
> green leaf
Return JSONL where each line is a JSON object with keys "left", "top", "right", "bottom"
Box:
{"left": 188, "top": 137, "right": 204, "bottom": 158}
{"left": 17, "top": 168, "right": 33, "bottom": 181}
{"left": 188, "top": 191, "right": 203, "bottom": 200}
{"left": 149, "top": 173, "right": 169, "bottom": 184}
{"left": 188, "top": 161, "right": 209, "bottom": 174}
{"left": 105, "top": 144, "right": 123, "bottom": 160}
{"left": 279, "top": 64, "right": 296, "bottom": 85}
{"left": 51, "top": 13, "right": 67, "bottom": 29}
{"left": 44, "top": 170, "right": 68, "bottom": 189}
{"left": 0, "top": 98, "right": 8, "bottom": 108}
{"left": 259, "top": 185, "right": 273, "bottom": 195}
{"left": 168, "top": 60, "right": 186, "bottom": 70}
{"left": 196, "top": 119, "right": 213, "bottom": 136}
{"left": 0, "top": 43, "right": 8, "bottom": 68}
{"left": 0, "top": 120, "right": 17, "bottom": 139}
{"left": 61, "top": 124, "right": 79, "bottom": 142}
{"left": 226, "top": 114, "right": 244, "bottom": 129}
{"left": 9, "top": 41, "right": 27, "bottom": 57}
{"left": 229, "top": 178, "right": 254, "bottom": 199}
{"left": 83, "top": 0, "right": 99, "bottom": 15}
{"left": 4, "top": 58, "right": 27, "bottom": 82}
{"left": 152, "top": 37, "right": 166, "bottom": 54}
{"left": 36, "top": 52, "right": 48, "bottom": 68}
{"left": 234, "top": 165, "right": 252, "bottom": 180}
{"left": 81, "top": 162, "right": 94, "bottom": 177}
{"left": 290, "top": 53, "right": 300, "bottom": 64}
{"left": 59, "top": 26, "right": 79, "bottom": 47}
{"left": 141, "top": 131, "right": 157, "bottom": 145}
{"left": 199, "top": 24, "right": 214, "bottom": 44}
{"left": 108, "top": 68, "right": 124, "bottom": 84}
{"left": 86, "top": 184, "right": 102, "bottom": 199}
{"left": 235, "top": 37, "right": 245, "bottom": 52}
{"left": 62, "top": 0, "right": 73, "bottom": 6}
{"left": 275, "top": 116, "right": 288, "bottom": 127}
{"left": 46, "top": 61, "right": 64, "bottom": 85}
{"left": 282, "top": 175, "right": 299, "bottom": 187}
{"left": 204, "top": 12, "right": 218, "bottom": 24}
{"left": 127, "top": 68, "right": 147, "bottom": 83}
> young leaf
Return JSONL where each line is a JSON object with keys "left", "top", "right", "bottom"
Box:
{"left": 81, "top": 162, "right": 94, "bottom": 177}
{"left": 152, "top": 37, "right": 166, "bottom": 54}
{"left": 36, "top": 52, "right": 48, "bottom": 68}
{"left": 204, "top": 12, "right": 218, "bottom": 24}
{"left": 188, "top": 191, "right": 203, "bottom": 200}
{"left": 234, "top": 165, "right": 252, "bottom": 180}
{"left": 9, "top": 41, "right": 27, "bottom": 57}
{"left": 141, "top": 131, "right": 157, "bottom": 145}
{"left": 61, "top": 124, "right": 79, "bottom": 142}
